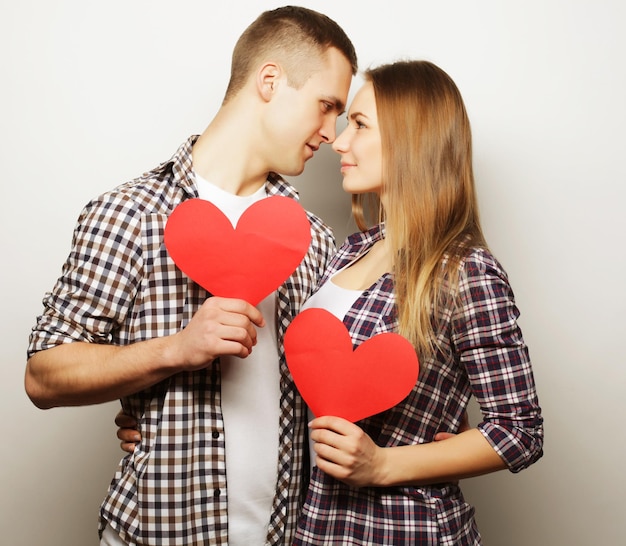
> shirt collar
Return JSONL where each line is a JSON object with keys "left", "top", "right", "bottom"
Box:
{"left": 345, "top": 222, "right": 386, "bottom": 249}
{"left": 162, "top": 136, "right": 301, "bottom": 202}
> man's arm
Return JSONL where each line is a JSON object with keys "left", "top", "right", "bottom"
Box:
{"left": 25, "top": 297, "right": 265, "bottom": 409}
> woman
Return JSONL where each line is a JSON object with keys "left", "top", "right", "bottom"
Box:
{"left": 118, "top": 60, "right": 543, "bottom": 544}
{"left": 291, "top": 60, "right": 543, "bottom": 544}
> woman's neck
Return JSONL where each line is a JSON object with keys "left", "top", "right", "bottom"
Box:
{"left": 332, "top": 238, "right": 392, "bottom": 291}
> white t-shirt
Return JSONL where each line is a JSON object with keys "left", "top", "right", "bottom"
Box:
{"left": 102, "top": 175, "right": 281, "bottom": 546}
{"left": 196, "top": 173, "right": 281, "bottom": 546}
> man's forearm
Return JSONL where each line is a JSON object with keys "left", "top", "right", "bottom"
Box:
{"left": 25, "top": 297, "right": 265, "bottom": 409}
{"left": 25, "top": 337, "right": 180, "bottom": 409}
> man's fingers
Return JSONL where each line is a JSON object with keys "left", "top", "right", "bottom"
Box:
{"left": 433, "top": 432, "right": 455, "bottom": 442}
{"left": 115, "top": 415, "right": 138, "bottom": 429}
{"left": 203, "top": 297, "right": 266, "bottom": 328}
{"left": 196, "top": 298, "right": 266, "bottom": 349}
{"left": 117, "top": 424, "right": 138, "bottom": 439}
{"left": 120, "top": 441, "right": 136, "bottom": 454}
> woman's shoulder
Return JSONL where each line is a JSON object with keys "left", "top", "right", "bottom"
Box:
{"left": 442, "top": 245, "right": 507, "bottom": 278}
{"left": 454, "top": 246, "right": 509, "bottom": 280}
{"left": 450, "top": 246, "right": 518, "bottom": 310}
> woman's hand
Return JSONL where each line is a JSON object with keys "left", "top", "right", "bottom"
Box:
{"left": 309, "top": 416, "right": 387, "bottom": 488}
{"left": 310, "top": 411, "right": 475, "bottom": 488}
{"left": 115, "top": 409, "right": 141, "bottom": 453}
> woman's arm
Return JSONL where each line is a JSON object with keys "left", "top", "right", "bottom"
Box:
{"left": 309, "top": 416, "right": 504, "bottom": 488}
{"left": 454, "top": 251, "right": 544, "bottom": 474}
{"left": 310, "top": 251, "right": 543, "bottom": 488}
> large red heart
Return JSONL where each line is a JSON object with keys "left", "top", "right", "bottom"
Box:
{"left": 164, "top": 196, "right": 312, "bottom": 306}
{"left": 284, "top": 308, "right": 419, "bottom": 422}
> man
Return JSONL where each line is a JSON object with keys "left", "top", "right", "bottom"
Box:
{"left": 25, "top": 6, "right": 357, "bottom": 545}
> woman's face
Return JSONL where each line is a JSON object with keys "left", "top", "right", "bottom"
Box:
{"left": 332, "top": 82, "right": 383, "bottom": 195}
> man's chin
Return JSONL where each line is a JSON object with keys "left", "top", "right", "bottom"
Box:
{"left": 279, "top": 163, "right": 306, "bottom": 177}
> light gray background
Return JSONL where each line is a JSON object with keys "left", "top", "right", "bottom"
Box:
{"left": 2, "top": 1, "right": 624, "bottom": 544}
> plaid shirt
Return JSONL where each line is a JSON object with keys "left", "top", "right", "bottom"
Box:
{"left": 28, "top": 136, "right": 336, "bottom": 545}
{"left": 294, "top": 224, "right": 543, "bottom": 546}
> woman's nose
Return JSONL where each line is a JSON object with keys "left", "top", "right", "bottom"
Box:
{"left": 332, "top": 127, "right": 350, "bottom": 153}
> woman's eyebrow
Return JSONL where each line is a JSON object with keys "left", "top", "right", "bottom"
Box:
{"left": 348, "top": 111, "right": 369, "bottom": 120}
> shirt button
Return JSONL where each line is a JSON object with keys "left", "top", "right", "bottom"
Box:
{"left": 212, "top": 431, "right": 220, "bottom": 439}
{"left": 214, "top": 489, "right": 221, "bottom": 497}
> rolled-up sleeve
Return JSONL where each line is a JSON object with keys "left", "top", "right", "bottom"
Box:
{"left": 452, "top": 250, "right": 544, "bottom": 473}
{"left": 27, "top": 195, "right": 144, "bottom": 357}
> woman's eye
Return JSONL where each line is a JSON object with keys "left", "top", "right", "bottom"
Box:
{"left": 355, "top": 120, "right": 366, "bottom": 129}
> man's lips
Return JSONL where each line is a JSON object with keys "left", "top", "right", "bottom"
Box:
{"left": 305, "top": 143, "right": 318, "bottom": 159}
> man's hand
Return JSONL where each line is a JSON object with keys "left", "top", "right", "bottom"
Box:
{"left": 434, "top": 411, "right": 471, "bottom": 441}
{"left": 115, "top": 410, "right": 141, "bottom": 453}
{"left": 170, "top": 296, "right": 266, "bottom": 371}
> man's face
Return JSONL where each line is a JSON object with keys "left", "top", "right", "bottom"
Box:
{"left": 263, "top": 47, "right": 353, "bottom": 176}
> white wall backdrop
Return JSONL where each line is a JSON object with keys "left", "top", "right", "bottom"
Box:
{"left": 1, "top": 1, "right": 624, "bottom": 544}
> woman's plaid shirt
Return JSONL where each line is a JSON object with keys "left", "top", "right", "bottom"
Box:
{"left": 294, "top": 224, "right": 543, "bottom": 545}
{"left": 28, "top": 136, "right": 336, "bottom": 545}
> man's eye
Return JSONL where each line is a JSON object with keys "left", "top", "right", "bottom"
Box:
{"left": 322, "top": 102, "right": 333, "bottom": 112}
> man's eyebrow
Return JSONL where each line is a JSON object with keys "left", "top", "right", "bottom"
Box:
{"left": 325, "top": 96, "right": 346, "bottom": 114}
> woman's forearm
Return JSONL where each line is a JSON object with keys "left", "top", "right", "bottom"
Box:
{"left": 377, "top": 428, "right": 507, "bottom": 487}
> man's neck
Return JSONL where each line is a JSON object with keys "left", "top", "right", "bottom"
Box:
{"left": 192, "top": 102, "right": 270, "bottom": 196}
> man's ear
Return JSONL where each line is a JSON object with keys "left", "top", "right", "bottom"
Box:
{"left": 257, "top": 62, "right": 282, "bottom": 102}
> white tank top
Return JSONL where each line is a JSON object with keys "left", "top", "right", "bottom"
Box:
{"left": 301, "top": 273, "right": 364, "bottom": 472}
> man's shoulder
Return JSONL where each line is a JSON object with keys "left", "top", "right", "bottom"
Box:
{"left": 108, "top": 167, "right": 177, "bottom": 207}
{"left": 83, "top": 137, "right": 196, "bottom": 218}
{"left": 78, "top": 172, "right": 178, "bottom": 227}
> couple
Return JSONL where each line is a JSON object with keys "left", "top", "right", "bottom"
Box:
{"left": 25, "top": 6, "right": 543, "bottom": 546}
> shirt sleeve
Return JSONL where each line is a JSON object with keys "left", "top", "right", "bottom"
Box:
{"left": 27, "top": 194, "right": 144, "bottom": 357}
{"left": 452, "top": 250, "right": 544, "bottom": 473}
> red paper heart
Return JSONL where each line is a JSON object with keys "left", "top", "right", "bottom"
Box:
{"left": 164, "top": 196, "right": 312, "bottom": 306}
{"left": 284, "top": 308, "right": 419, "bottom": 422}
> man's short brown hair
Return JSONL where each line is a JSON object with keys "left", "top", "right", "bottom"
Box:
{"left": 224, "top": 6, "right": 358, "bottom": 102}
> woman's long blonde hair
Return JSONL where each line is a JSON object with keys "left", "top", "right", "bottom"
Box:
{"left": 352, "top": 60, "right": 487, "bottom": 358}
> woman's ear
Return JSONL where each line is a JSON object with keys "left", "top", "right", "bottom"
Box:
{"left": 257, "top": 62, "right": 281, "bottom": 102}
